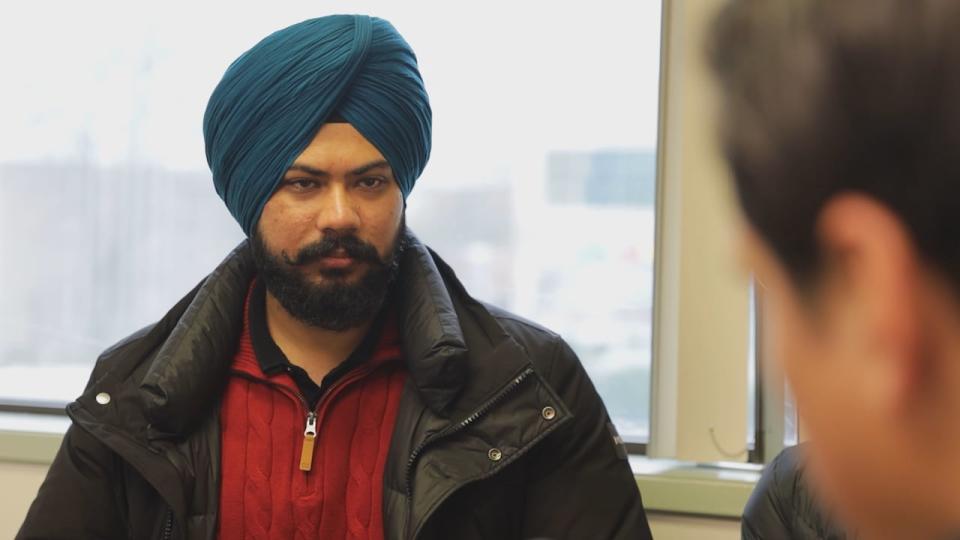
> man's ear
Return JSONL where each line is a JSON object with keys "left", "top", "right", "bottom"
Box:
{"left": 816, "top": 193, "right": 924, "bottom": 409}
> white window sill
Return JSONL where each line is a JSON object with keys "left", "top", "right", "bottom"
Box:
{"left": 631, "top": 456, "right": 759, "bottom": 518}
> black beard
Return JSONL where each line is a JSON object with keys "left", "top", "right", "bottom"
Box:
{"left": 250, "top": 221, "right": 406, "bottom": 331}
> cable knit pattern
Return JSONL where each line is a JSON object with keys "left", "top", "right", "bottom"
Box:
{"left": 218, "top": 288, "right": 406, "bottom": 540}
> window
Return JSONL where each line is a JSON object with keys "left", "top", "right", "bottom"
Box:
{"left": 0, "top": 1, "right": 663, "bottom": 444}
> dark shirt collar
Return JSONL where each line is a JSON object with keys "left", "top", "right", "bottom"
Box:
{"left": 248, "top": 278, "right": 389, "bottom": 408}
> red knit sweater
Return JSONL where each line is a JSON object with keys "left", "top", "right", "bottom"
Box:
{"left": 217, "top": 292, "right": 407, "bottom": 540}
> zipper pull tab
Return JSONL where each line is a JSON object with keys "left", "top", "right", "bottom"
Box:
{"left": 299, "top": 412, "right": 317, "bottom": 472}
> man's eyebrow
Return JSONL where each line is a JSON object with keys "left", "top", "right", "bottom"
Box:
{"left": 284, "top": 160, "right": 390, "bottom": 178}
{"left": 349, "top": 160, "right": 391, "bottom": 176}
{"left": 285, "top": 164, "right": 329, "bottom": 177}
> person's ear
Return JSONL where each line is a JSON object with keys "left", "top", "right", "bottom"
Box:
{"left": 816, "top": 193, "right": 923, "bottom": 410}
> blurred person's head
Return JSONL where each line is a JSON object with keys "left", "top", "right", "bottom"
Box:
{"left": 202, "top": 15, "right": 430, "bottom": 330}
{"left": 711, "top": 1, "right": 960, "bottom": 536}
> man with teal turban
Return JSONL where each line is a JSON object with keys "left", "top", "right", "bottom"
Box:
{"left": 18, "top": 15, "right": 651, "bottom": 540}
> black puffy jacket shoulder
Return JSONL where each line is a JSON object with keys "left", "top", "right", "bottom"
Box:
{"left": 742, "top": 445, "right": 853, "bottom": 540}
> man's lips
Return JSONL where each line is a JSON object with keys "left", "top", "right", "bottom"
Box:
{"left": 315, "top": 255, "right": 356, "bottom": 269}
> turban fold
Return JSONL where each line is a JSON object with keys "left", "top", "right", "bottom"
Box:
{"left": 203, "top": 15, "right": 432, "bottom": 235}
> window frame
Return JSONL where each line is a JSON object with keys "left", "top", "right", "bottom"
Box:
{"left": 0, "top": 400, "right": 67, "bottom": 417}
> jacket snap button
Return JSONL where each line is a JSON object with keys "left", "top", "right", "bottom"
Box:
{"left": 542, "top": 406, "right": 557, "bottom": 420}
{"left": 95, "top": 392, "right": 111, "bottom": 405}
{"left": 487, "top": 448, "right": 503, "bottom": 462}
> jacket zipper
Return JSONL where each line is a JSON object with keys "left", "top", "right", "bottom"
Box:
{"left": 159, "top": 507, "right": 173, "bottom": 540}
{"left": 403, "top": 366, "right": 535, "bottom": 497}
{"left": 404, "top": 367, "right": 534, "bottom": 538}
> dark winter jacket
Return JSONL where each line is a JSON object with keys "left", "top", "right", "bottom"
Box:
{"left": 742, "top": 445, "right": 852, "bottom": 540}
{"left": 17, "top": 232, "right": 652, "bottom": 540}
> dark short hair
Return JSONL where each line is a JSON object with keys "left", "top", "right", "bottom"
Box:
{"left": 710, "top": 0, "right": 960, "bottom": 288}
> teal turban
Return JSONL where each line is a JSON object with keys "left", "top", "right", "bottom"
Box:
{"left": 203, "top": 15, "right": 432, "bottom": 236}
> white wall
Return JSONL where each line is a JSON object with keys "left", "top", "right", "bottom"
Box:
{"left": 650, "top": 514, "right": 740, "bottom": 540}
{"left": 0, "top": 462, "right": 47, "bottom": 540}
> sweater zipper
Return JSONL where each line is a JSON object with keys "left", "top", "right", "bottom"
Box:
{"left": 300, "top": 411, "right": 318, "bottom": 471}
{"left": 159, "top": 507, "right": 173, "bottom": 540}
{"left": 231, "top": 369, "right": 317, "bottom": 471}
{"left": 403, "top": 366, "right": 535, "bottom": 497}
{"left": 230, "top": 367, "right": 374, "bottom": 473}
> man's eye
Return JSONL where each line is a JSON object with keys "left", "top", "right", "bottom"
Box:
{"left": 357, "top": 177, "right": 386, "bottom": 189}
{"left": 285, "top": 179, "right": 318, "bottom": 190}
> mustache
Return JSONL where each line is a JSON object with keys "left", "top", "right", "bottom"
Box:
{"left": 282, "top": 233, "right": 383, "bottom": 267}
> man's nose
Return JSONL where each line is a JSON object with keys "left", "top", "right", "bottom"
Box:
{"left": 316, "top": 184, "right": 361, "bottom": 234}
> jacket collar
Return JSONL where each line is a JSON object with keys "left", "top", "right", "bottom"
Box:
{"left": 138, "top": 242, "right": 254, "bottom": 435}
{"left": 138, "top": 230, "right": 474, "bottom": 435}
{"left": 393, "top": 232, "right": 470, "bottom": 413}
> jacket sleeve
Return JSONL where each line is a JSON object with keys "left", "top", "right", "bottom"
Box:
{"left": 521, "top": 337, "right": 653, "bottom": 540}
{"left": 16, "top": 424, "right": 127, "bottom": 540}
